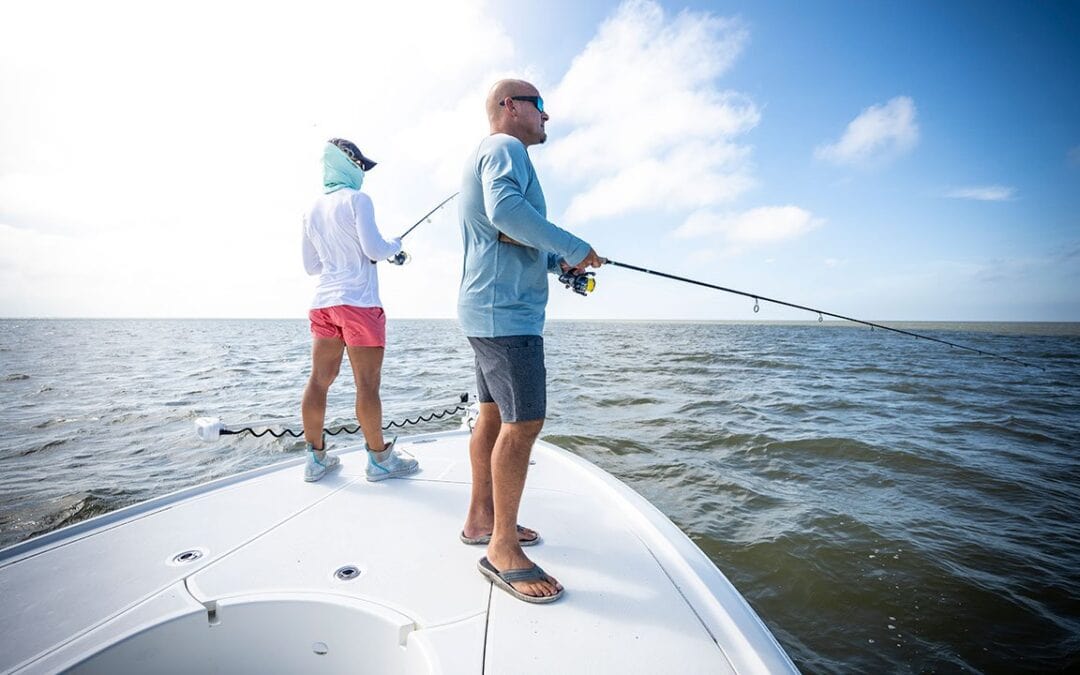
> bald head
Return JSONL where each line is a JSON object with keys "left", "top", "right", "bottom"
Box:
{"left": 486, "top": 79, "right": 536, "bottom": 123}
{"left": 485, "top": 79, "right": 548, "bottom": 145}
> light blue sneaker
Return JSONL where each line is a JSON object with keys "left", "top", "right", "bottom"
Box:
{"left": 304, "top": 444, "right": 341, "bottom": 482}
{"left": 365, "top": 437, "right": 419, "bottom": 482}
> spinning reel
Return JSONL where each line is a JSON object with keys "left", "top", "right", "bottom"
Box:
{"left": 558, "top": 270, "right": 596, "bottom": 296}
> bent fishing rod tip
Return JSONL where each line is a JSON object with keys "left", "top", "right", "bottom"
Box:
{"left": 598, "top": 257, "right": 1042, "bottom": 370}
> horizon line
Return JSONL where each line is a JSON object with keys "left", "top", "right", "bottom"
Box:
{"left": 2, "top": 316, "right": 1078, "bottom": 325}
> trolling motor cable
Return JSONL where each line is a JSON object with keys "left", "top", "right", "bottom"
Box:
{"left": 376, "top": 192, "right": 460, "bottom": 266}
{"left": 601, "top": 259, "right": 1042, "bottom": 371}
{"left": 195, "top": 394, "right": 471, "bottom": 442}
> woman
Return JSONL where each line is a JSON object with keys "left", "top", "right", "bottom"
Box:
{"left": 299, "top": 138, "right": 419, "bottom": 482}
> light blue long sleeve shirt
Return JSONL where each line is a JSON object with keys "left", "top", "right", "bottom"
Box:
{"left": 457, "top": 134, "right": 591, "bottom": 338}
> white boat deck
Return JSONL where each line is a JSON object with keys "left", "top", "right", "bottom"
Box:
{"left": 0, "top": 430, "right": 796, "bottom": 674}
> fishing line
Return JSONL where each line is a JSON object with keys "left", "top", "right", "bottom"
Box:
{"left": 601, "top": 259, "right": 1041, "bottom": 370}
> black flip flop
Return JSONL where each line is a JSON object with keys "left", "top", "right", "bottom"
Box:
{"left": 477, "top": 556, "right": 564, "bottom": 604}
{"left": 460, "top": 524, "right": 541, "bottom": 546}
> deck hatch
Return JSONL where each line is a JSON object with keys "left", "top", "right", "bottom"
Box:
{"left": 170, "top": 549, "right": 204, "bottom": 565}
{"left": 333, "top": 565, "right": 361, "bottom": 580}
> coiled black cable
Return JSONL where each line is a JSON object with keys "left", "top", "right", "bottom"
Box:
{"left": 220, "top": 398, "right": 470, "bottom": 439}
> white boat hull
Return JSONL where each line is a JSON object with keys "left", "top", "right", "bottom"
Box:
{"left": 0, "top": 430, "right": 797, "bottom": 674}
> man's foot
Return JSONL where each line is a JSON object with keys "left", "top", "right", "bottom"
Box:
{"left": 478, "top": 554, "right": 563, "bottom": 604}
{"left": 303, "top": 445, "right": 340, "bottom": 482}
{"left": 483, "top": 547, "right": 562, "bottom": 601}
{"left": 460, "top": 524, "right": 541, "bottom": 546}
{"left": 365, "top": 437, "right": 420, "bottom": 481}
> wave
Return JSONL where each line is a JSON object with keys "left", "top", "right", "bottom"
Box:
{"left": 3, "top": 318, "right": 1078, "bottom": 672}
{"left": 19, "top": 438, "right": 69, "bottom": 456}
{"left": 24, "top": 489, "right": 138, "bottom": 540}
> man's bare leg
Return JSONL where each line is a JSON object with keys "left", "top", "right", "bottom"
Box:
{"left": 484, "top": 418, "right": 562, "bottom": 599}
{"left": 463, "top": 403, "right": 540, "bottom": 543}
{"left": 464, "top": 402, "right": 500, "bottom": 535}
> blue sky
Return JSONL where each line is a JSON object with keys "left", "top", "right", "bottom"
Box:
{"left": 2, "top": 0, "right": 1077, "bottom": 321}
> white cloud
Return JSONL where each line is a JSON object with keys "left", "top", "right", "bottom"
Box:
{"left": 543, "top": 0, "right": 760, "bottom": 225}
{"left": 555, "top": 143, "right": 755, "bottom": 222}
{"left": 945, "top": 185, "right": 1016, "bottom": 201}
{"left": 687, "top": 248, "right": 718, "bottom": 264}
{"left": 0, "top": 0, "right": 831, "bottom": 320}
{"left": 815, "top": 96, "right": 919, "bottom": 166}
{"left": 673, "top": 205, "right": 822, "bottom": 249}
{"left": 0, "top": 0, "right": 514, "bottom": 318}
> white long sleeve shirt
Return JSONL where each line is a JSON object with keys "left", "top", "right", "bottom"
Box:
{"left": 302, "top": 188, "right": 402, "bottom": 309}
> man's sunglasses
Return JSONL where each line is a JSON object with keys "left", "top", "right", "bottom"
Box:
{"left": 500, "top": 95, "right": 545, "bottom": 113}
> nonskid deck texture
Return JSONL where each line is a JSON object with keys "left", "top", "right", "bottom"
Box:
{"left": 0, "top": 431, "right": 796, "bottom": 674}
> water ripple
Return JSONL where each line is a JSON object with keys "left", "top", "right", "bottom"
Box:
{"left": 1, "top": 318, "right": 1078, "bottom": 673}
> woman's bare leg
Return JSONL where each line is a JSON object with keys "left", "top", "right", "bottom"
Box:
{"left": 346, "top": 345, "right": 385, "bottom": 450}
{"left": 302, "top": 338, "right": 345, "bottom": 452}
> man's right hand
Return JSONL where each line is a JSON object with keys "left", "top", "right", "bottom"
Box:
{"left": 571, "top": 248, "right": 604, "bottom": 273}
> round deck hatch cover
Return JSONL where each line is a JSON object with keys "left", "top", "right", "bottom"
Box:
{"left": 334, "top": 565, "right": 361, "bottom": 580}
{"left": 170, "top": 549, "right": 205, "bottom": 565}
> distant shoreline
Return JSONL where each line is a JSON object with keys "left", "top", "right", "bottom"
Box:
{"left": 2, "top": 317, "right": 1078, "bottom": 336}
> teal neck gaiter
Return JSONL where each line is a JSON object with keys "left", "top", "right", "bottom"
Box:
{"left": 323, "top": 143, "right": 365, "bottom": 193}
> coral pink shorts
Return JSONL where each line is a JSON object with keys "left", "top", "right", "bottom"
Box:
{"left": 308, "top": 305, "right": 386, "bottom": 347}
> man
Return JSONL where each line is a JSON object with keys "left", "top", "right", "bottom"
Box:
{"left": 458, "top": 79, "right": 604, "bottom": 603}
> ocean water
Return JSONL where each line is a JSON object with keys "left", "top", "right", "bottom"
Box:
{"left": 1, "top": 318, "right": 1078, "bottom": 673}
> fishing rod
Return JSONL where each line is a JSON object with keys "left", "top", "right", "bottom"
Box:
{"left": 380, "top": 192, "right": 460, "bottom": 265}
{"left": 559, "top": 259, "right": 1040, "bottom": 370}
{"left": 399, "top": 191, "right": 459, "bottom": 240}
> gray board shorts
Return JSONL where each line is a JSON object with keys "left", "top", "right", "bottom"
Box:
{"left": 467, "top": 335, "right": 546, "bottom": 423}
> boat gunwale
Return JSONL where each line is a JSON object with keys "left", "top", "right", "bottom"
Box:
{"left": 0, "top": 427, "right": 457, "bottom": 566}
{"left": 528, "top": 436, "right": 799, "bottom": 674}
